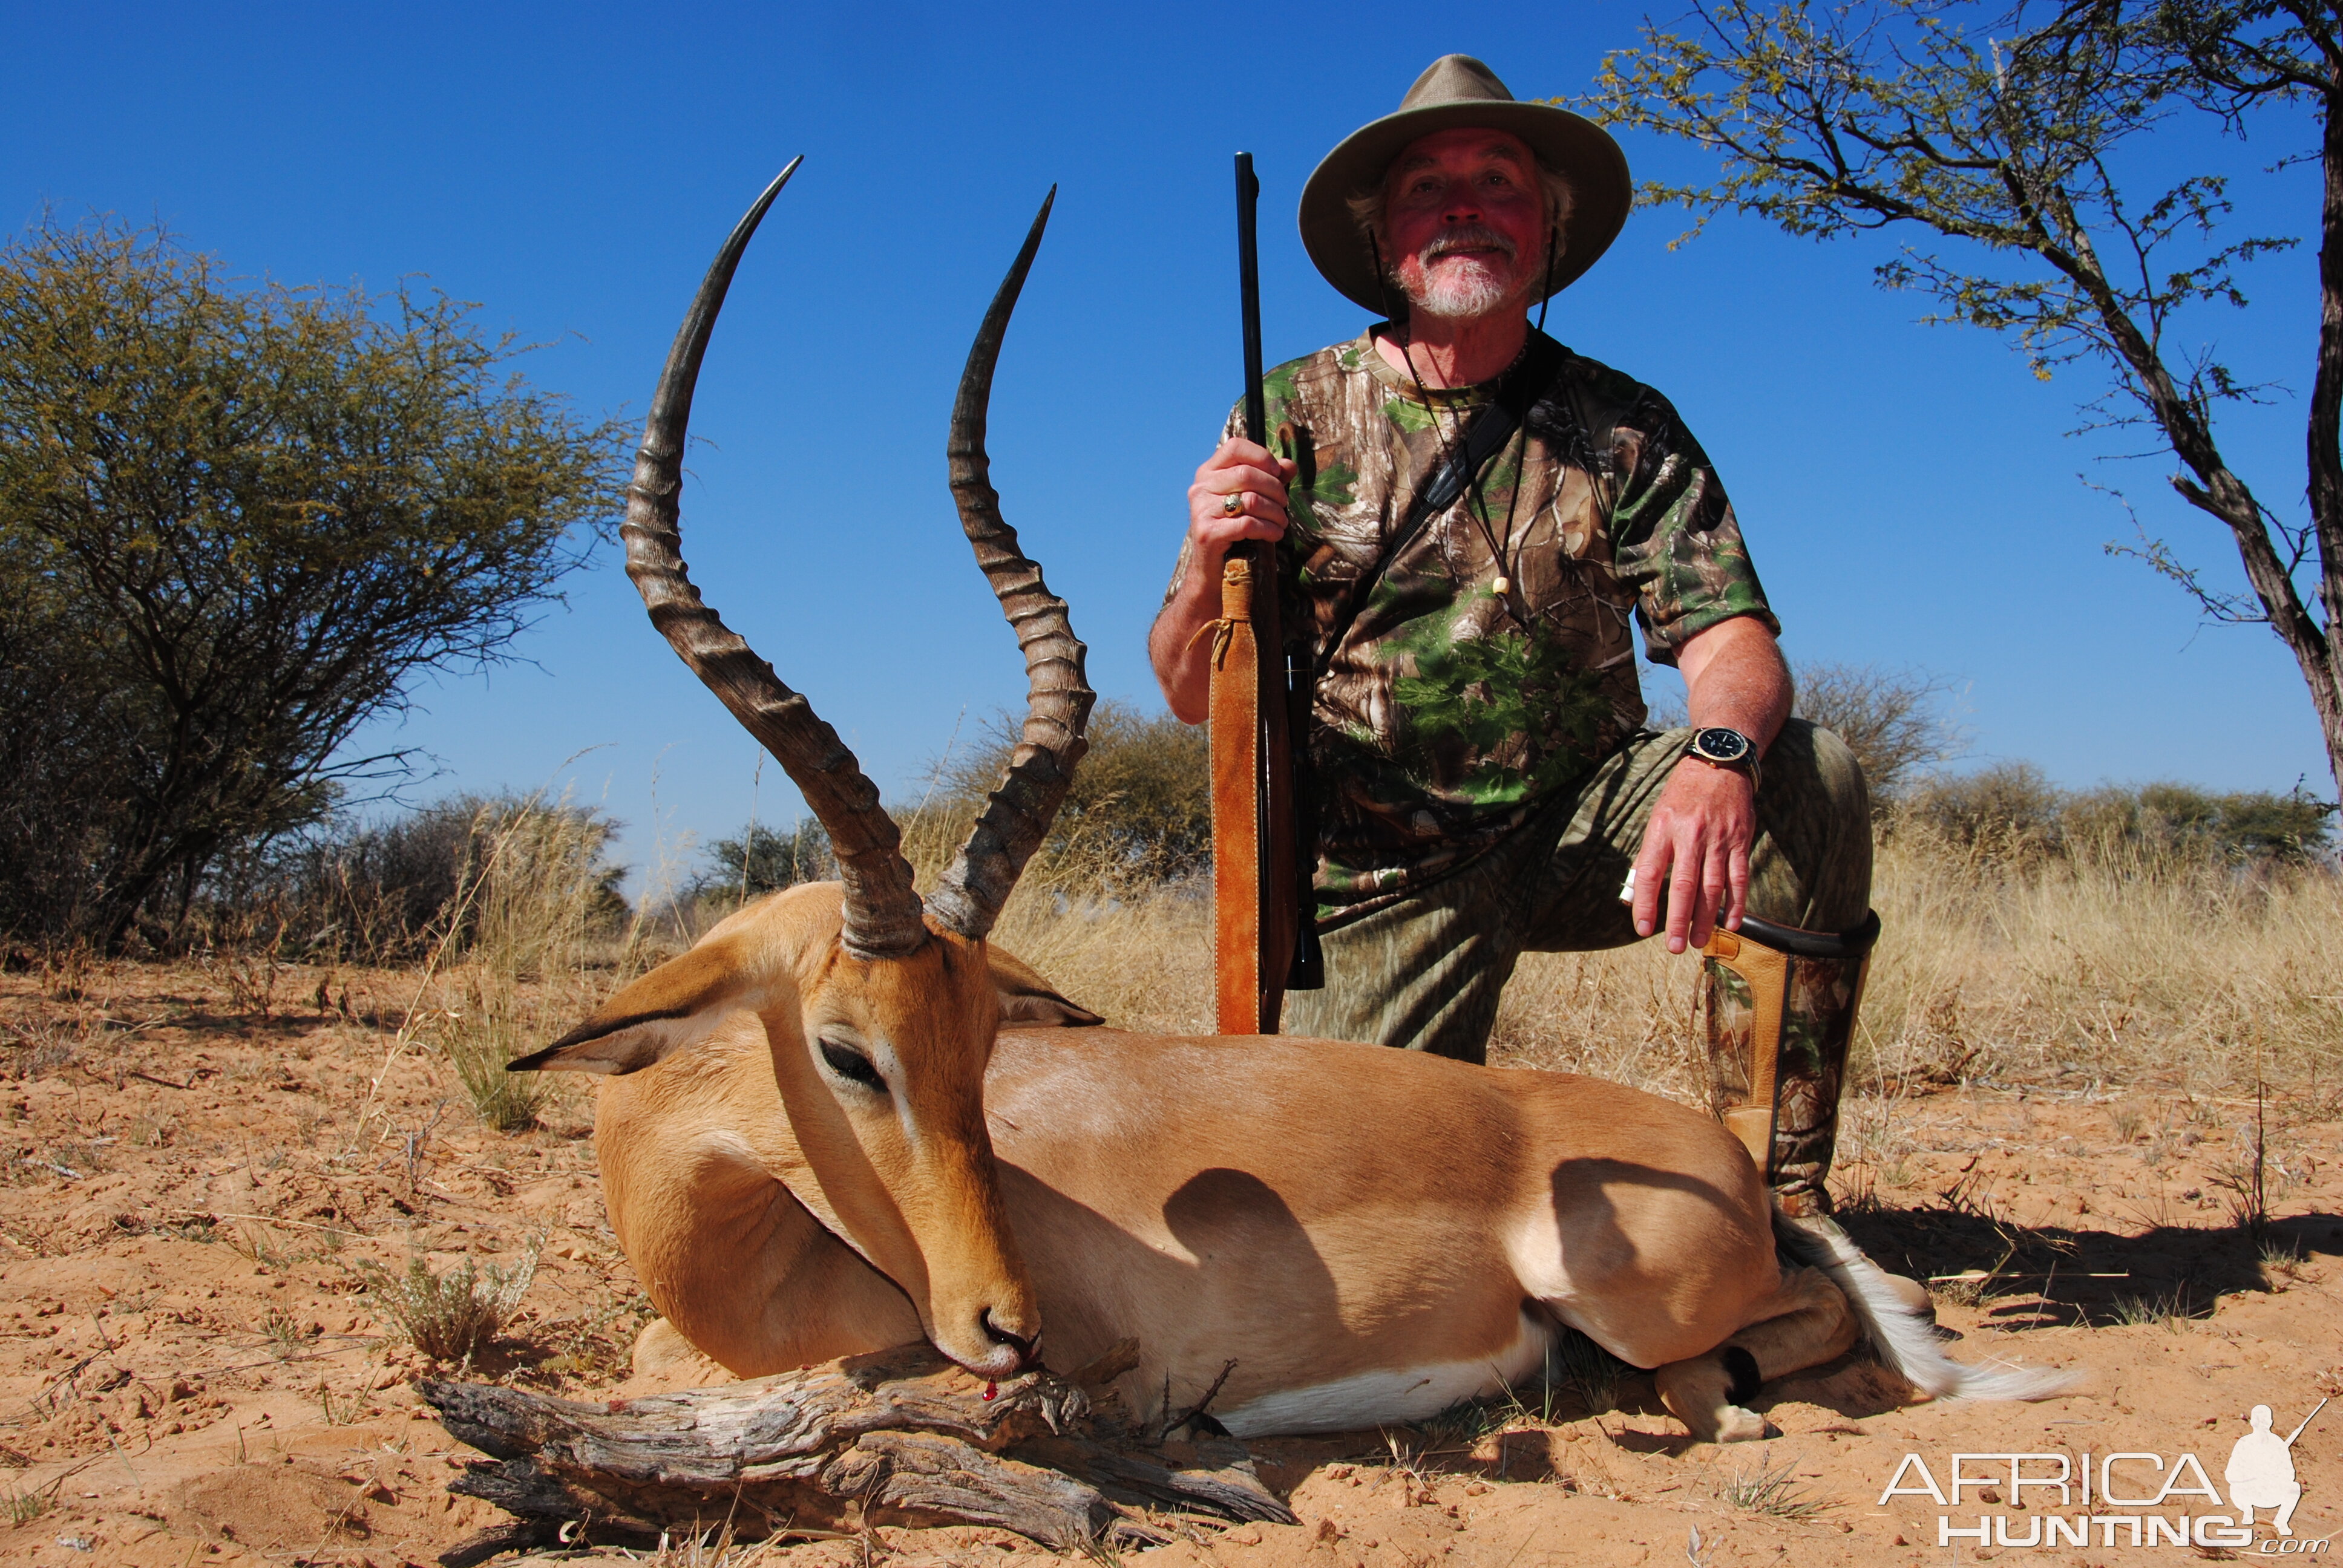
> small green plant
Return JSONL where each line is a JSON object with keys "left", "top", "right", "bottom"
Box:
{"left": 223, "top": 1223, "right": 299, "bottom": 1269}
{"left": 45, "top": 1141, "right": 104, "bottom": 1179}
{"left": 1550, "top": 1327, "right": 1625, "bottom": 1416}
{"left": 1417, "top": 1394, "right": 1510, "bottom": 1450}
{"left": 2258, "top": 1233, "right": 2307, "bottom": 1287}
{"left": 261, "top": 1304, "right": 310, "bottom": 1360}
{"left": 1720, "top": 1452, "right": 1827, "bottom": 1520}
{"left": 312, "top": 1379, "right": 369, "bottom": 1426}
{"left": 2109, "top": 1287, "right": 2194, "bottom": 1330}
{"left": 1491, "top": 1374, "right": 1565, "bottom": 1431}
{"left": 442, "top": 979, "right": 551, "bottom": 1133}
{"left": 354, "top": 1242, "right": 539, "bottom": 1362}
{"left": 5, "top": 1486, "right": 51, "bottom": 1526}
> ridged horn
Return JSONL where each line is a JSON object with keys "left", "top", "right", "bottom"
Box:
{"left": 926, "top": 189, "right": 1096, "bottom": 941}
{"left": 621, "top": 160, "right": 929, "bottom": 960}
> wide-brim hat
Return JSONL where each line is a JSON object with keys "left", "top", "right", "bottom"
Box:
{"left": 1299, "top": 54, "right": 1631, "bottom": 315}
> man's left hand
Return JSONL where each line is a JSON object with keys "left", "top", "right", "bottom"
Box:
{"left": 1630, "top": 756, "right": 1757, "bottom": 954}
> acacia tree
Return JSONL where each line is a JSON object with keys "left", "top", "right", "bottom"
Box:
{"left": 0, "top": 218, "right": 624, "bottom": 947}
{"left": 1579, "top": 0, "right": 2343, "bottom": 796}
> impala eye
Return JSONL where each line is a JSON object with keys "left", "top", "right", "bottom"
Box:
{"left": 819, "top": 1037, "right": 886, "bottom": 1093}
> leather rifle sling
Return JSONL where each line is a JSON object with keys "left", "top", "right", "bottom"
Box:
{"left": 1209, "top": 549, "right": 1296, "bottom": 1033}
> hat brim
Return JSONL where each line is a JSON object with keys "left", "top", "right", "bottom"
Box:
{"left": 1299, "top": 99, "right": 1631, "bottom": 315}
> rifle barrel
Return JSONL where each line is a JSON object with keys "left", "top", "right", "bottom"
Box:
{"left": 1236, "top": 152, "right": 1266, "bottom": 447}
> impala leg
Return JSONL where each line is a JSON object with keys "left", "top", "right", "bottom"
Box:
{"left": 1653, "top": 1267, "right": 1859, "bottom": 1442}
{"left": 633, "top": 1315, "right": 696, "bottom": 1377}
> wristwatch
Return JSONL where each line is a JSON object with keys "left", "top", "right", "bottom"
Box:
{"left": 1686, "top": 726, "right": 1762, "bottom": 792}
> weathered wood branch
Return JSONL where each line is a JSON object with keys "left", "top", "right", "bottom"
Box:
{"left": 421, "top": 1341, "right": 1293, "bottom": 1561}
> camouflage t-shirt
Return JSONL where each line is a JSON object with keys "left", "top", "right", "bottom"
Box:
{"left": 1167, "top": 327, "right": 1776, "bottom": 925}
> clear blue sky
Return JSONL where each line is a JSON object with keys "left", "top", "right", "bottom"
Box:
{"left": 7, "top": 2, "right": 2332, "bottom": 884}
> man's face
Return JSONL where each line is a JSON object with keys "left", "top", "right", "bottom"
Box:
{"left": 1379, "top": 128, "right": 1548, "bottom": 322}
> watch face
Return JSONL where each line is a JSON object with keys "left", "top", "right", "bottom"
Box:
{"left": 1693, "top": 727, "right": 1752, "bottom": 763}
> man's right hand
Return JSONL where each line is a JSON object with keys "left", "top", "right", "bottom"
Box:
{"left": 1150, "top": 439, "right": 1297, "bottom": 722}
{"left": 1185, "top": 437, "right": 1296, "bottom": 570}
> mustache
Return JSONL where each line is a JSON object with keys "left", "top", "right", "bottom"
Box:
{"left": 1420, "top": 224, "right": 1519, "bottom": 263}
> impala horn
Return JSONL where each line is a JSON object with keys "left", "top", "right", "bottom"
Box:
{"left": 623, "top": 165, "right": 1090, "bottom": 957}
{"left": 927, "top": 188, "right": 1094, "bottom": 941}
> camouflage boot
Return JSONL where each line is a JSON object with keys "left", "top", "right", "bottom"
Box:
{"left": 1699, "top": 912, "right": 1881, "bottom": 1218}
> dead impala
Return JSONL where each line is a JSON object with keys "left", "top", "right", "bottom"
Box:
{"left": 513, "top": 169, "right": 2073, "bottom": 1443}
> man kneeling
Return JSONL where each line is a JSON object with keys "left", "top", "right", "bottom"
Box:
{"left": 1152, "top": 54, "right": 1876, "bottom": 1218}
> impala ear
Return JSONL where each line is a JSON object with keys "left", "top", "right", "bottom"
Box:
{"left": 506, "top": 1011, "right": 698, "bottom": 1075}
{"left": 507, "top": 941, "right": 772, "bottom": 1075}
{"left": 987, "top": 946, "right": 1103, "bottom": 1029}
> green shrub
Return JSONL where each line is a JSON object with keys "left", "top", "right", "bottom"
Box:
{"left": 697, "top": 818, "right": 836, "bottom": 903}
{"left": 1899, "top": 769, "right": 2335, "bottom": 866}
{"left": 1899, "top": 762, "right": 2065, "bottom": 854}
{"left": 911, "top": 699, "right": 1210, "bottom": 892}
{"left": 1791, "top": 661, "right": 1966, "bottom": 803}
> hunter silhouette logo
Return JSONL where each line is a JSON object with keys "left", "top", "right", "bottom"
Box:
{"left": 1878, "top": 1396, "right": 2328, "bottom": 1550}
{"left": 2229, "top": 1400, "right": 2324, "bottom": 1539}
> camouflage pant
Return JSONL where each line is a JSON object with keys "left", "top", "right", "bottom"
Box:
{"left": 1282, "top": 720, "right": 1873, "bottom": 1064}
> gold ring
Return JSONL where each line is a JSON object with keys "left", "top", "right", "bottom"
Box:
{"left": 1220, "top": 492, "right": 1245, "bottom": 517}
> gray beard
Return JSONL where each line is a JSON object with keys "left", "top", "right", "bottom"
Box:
{"left": 1394, "top": 229, "right": 1530, "bottom": 321}
{"left": 1405, "top": 264, "right": 1518, "bottom": 321}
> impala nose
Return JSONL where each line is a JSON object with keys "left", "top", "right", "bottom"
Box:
{"left": 979, "top": 1308, "right": 1038, "bottom": 1371}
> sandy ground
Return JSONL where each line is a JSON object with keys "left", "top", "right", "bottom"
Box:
{"left": 0, "top": 959, "right": 2336, "bottom": 1568}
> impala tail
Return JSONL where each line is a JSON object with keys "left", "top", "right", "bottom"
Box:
{"left": 1772, "top": 1206, "right": 2081, "bottom": 1403}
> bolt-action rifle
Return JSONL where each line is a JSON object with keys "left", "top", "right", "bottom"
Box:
{"left": 1210, "top": 152, "right": 1324, "bottom": 1034}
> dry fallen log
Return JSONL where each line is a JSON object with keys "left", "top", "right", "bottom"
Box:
{"left": 422, "top": 1341, "right": 1294, "bottom": 1561}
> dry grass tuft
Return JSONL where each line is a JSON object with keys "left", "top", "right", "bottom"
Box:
{"left": 1853, "top": 826, "right": 2339, "bottom": 1097}
{"left": 427, "top": 792, "right": 638, "bottom": 1131}
{"left": 896, "top": 759, "right": 1219, "bottom": 1038}
{"left": 978, "top": 829, "right": 2341, "bottom": 1103}
{"left": 354, "top": 1241, "right": 540, "bottom": 1362}
{"left": 1719, "top": 1451, "right": 1829, "bottom": 1519}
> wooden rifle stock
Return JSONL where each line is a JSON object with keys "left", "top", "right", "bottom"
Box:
{"left": 1210, "top": 152, "right": 1317, "bottom": 1035}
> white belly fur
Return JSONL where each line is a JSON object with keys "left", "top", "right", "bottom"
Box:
{"left": 1216, "top": 1308, "right": 1555, "bottom": 1437}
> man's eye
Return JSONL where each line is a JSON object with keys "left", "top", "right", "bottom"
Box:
{"left": 819, "top": 1038, "right": 886, "bottom": 1093}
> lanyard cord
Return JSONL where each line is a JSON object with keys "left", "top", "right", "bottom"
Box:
{"left": 1368, "top": 227, "right": 1561, "bottom": 632}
